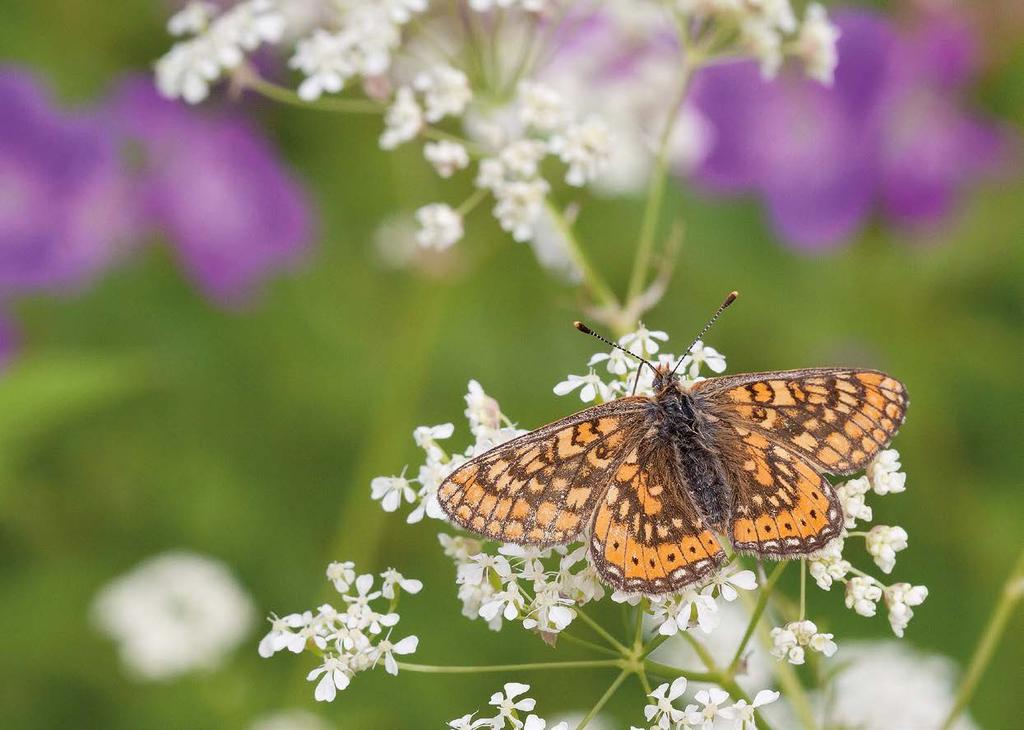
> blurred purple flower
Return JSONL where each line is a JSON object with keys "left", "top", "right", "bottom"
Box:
{"left": 691, "top": 8, "right": 1010, "bottom": 250}
{"left": 0, "top": 68, "right": 135, "bottom": 294}
{"left": 109, "top": 77, "right": 314, "bottom": 304}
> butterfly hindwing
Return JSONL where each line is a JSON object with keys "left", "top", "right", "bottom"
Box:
{"left": 694, "top": 368, "right": 908, "bottom": 475}
{"left": 590, "top": 440, "right": 726, "bottom": 593}
{"left": 437, "top": 398, "right": 648, "bottom": 547}
{"left": 719, "top": 424, "right": 844, "bottom": 556}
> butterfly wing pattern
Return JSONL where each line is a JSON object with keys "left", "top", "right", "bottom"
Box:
{"left": 437, "top": 398, "right": 648, "bottom": 546}
{"left": 590, "top": 440, "right": 726, "bottom": 593}
{"left": 438, "top": 363, "right": 908, "bottom": 594}
{"left": 694, "top": 369, "right": 908, "bottom": 558}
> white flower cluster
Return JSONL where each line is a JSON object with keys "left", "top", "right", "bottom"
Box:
{"left": 769, "top": 619, "right": 837, "bottom": 665}
{"left": 556, "top": 325, "right": 726, "bottom": 404}
{"left": 415, "top": 79, "right": 614, "bottom": 248}
{"left": 806, "top": 448, "right": 928, "bottom": 637}
{"left": 634, "top": 677, "right": 780, "bottom": 730}
{"left": 258, "top": 561, "right": 421, "bottom": 701}
{"left": 676, "top": 0, "right": 841, "bottom": 83}
{"left": 441, "top": 536, "right": 602, "bottom": 636}
{"left": 370, "top": 379, "right": 525, "bottom": 523}
{"left": 91, "top": 551, "right": 255, "bottom": 681}
{"left": 157, "top": 0, "right": 286, "bottom": 103}
{"left": 623, "top": 568, "right": 757, "bottom": 637}
{"left": 448, "top": 682, "right": 568, "bottom": 730}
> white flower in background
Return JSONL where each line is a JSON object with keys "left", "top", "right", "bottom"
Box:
{"left": 553, "top": 371, "right": 614, "bottom": 403}
{"left": 719, "top": 690, "right": 781, "bottom": 730}
{"left": 372, "top": 633, "right": 419, "bottom": 675}
{"left": 168, "top": 2, "right": 217, "bottom": 36}
{"left": 883, "top": 583, "right": 928, "bottom": 638}
{"left": 845, "top": 576, "right": 883, "bottom": 617}
{"left": 644, "top": 677, "right": 688, "bottom": 729}
{"left": 261, "top": 562, "right": 421, "bottom": 700}
{"left": 413, "top": 422, "right": 455, "bottom": 451}
{"left": 677, "top": 340, "right": 727, "bottom": 379}
{"left": 693, "top": 687, "right": 730, "bottom": 727}
{"left": 549, "top": 117, "right": 613, "bottom": 187}
{"left": 500, "top": 140, "right": 549, "bottom": 179}
{"left": 823, "top": 642, "right": 979, "bottom": 730}
{"left": 865, "top": 525, "right": 909, "bottom": 574}
{"left": 867, "top": 449, "right": 906, "bottom": 495}
{"left": 371, "top": 473, "right": 416, "bottom": 512}
{"left": 415, "top": 203, "right": 464, "bottom": 249}
{"left": 795, "top": 3, "right": 841, "bottom": 84}
{"left": 518, "top": 80, "right": 568, "bottom": 133}
{"left": 523, "top": 717, "right": 568, "bottom": 730}
{"left": 489, "top": 682, "right": 537, "bottom": 724}
{"left": 651, "top": 589, "right": 719, "bottom": 636}
{"left": 326, "top": 560, "right": 356, "bottom": 593}
{"left": 808, "top": 537, "right": 850, "bottom": 590}
{"left": 156, "top": 0, "right": 285, "bottom": 103}
{"left": 248, "top": 708, "right": 334, "bottom": 730}
{"left": 425, "top": 140, "right": 471, "bottom": 178}
{"left": 836, "top": 476, "right": 873, "bottom": 528}
{"left": 380, "top": 568, "right": 424, "bottom": 599}
{"left": 770, "top": 620, "right": 837, "bottom": 665}
{"left": 414, "top": 65, "right": 473, "bottom": 122}
{"left": 706, "top": 569, "right": 758, "bottom": 601}
{"left": 92, "top": 551, "right": 255, "bottom": 680}
{"left": 618, "top": 324, "right": 669, "bottom": 356}
{"left": 290, "top": 30, "right": 353, "bottom": 101}
{"left": 649, "top": 601, "right": 775, "bottom": 693}
{"left": 493, "top": 177, "right": 551, "bottom": 242}
{"left": 589, "top": 347, "right": 634, "bottom": 376}
{"left": 380, "top": 87, "right": 424, "bottom": 150}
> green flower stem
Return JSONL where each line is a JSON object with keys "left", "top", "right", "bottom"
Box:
{"left": 457, "top": 187, "right": 489, "bottom": 217}
{"left": 641, "top": 632, "right": 672, "bottom": 659}
{"left": 575, "top": 607, "right": 630, "bottom": 654}
{"left": 543, "top": 199, "right": 620, "bottom": 311}
{"left": 728, "top": 561, "right": 788, "bottom": 674}
{"left": 575, "top": 669, "right": 630, "bottom": 730}
{"left": 397, "top": 659, "right": 622, "bottom": 674}
{"left": 941, "top": 545, "right": 1024, "bottom": 730}
{"left": 246, "top": 75, "right": 381, "bottom": 114}
{"left": 641, "top": 659, "right": 717, "bottom": 684}
{"left": 625, "top": 40, "right": 699, "bottom": 303}
{"left": 558, "top": 631, "right": 621, "bottom": 658}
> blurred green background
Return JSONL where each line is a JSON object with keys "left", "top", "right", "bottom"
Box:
{"left": 1, "top": 2, "right": 1022, "bottom": 728}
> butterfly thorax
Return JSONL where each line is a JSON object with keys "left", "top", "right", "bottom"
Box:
{"left": 649, "top": 378, "right": 732, "bottom": 530}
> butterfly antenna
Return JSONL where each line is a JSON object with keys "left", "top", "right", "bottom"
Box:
{"left": 573, "top": 321, "right": 655, "bottom": 377}
{"left": 670, "top": 291, "right": 739, "bottom": 377}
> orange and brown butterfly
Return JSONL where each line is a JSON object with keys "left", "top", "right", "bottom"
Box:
{"left": 436, "top": 293, "right": 908, "bottom": 595}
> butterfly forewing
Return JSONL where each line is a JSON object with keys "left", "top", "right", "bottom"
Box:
{"left": 590, "top": 441, "right": 726, "bottom": 593}
{"left": 694, "top": 368, "right": 906, "bottom": 557}
{"left": 437, "top": 399, "right": 649, "bottom": 546}
{"left": 694, "top": 369, "right": 907, "bottom": 475}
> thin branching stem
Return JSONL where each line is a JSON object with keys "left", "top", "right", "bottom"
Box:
{"left": 575, "top": 670, "right": 630, "bottom": 730}
{"left": 575, "top": 608, "right": 630, "bottom": 654}
{"left": 397, "top": 659, "right": 621, "bottom": 674}
{"left": 728, "top": 561, "right": 788, "bottom": 674}
{"left": 626, "top": 16, "right": 700, "bottom": 303}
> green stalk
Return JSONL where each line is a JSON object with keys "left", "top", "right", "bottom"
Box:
{"left": 575, "top": 670, "right": 630, "bottom": 730}
{"left": 728, "top": 562, "right": 788, "bottom": 674}
{"left": 941, "top": 546, "right": 1024, "bottom": 730}
{"left": 625, "top": 41, "right": 699, "bottom": 302}
{"left": 543, "top": 199, "right": 620, "bottom": 311}
{"left": 397, "top": 659, "right": 621, "bottom": 674}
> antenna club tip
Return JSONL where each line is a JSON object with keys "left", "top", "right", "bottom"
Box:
{"left": 724, "top": 291, "right": 739, "bottom": 306}
{"left": 573, "top": 321, "right": 593, "bottom": 334}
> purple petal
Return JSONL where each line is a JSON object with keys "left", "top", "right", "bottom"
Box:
{"left": 107, "top": 76, "right": 315, "bottom": 305}
{"left": 690, "top": 61, "right": 777, "bottom": 193}
{"left": 0, "top": 67, "right": 135, "bottom": 294}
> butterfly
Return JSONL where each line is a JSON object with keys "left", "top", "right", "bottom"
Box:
{"left": 437, "top": 293, "right": 908, "bottom": 595}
